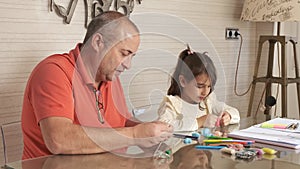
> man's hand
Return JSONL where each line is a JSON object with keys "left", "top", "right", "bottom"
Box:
{"left": 132, "top": 121, "right": 173, "bottom": 147}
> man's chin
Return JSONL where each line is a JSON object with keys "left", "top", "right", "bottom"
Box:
{"left": 112, "top": 71, "right": 122, "bottom": 80}
{"left": 110, "top": 75, "right": 119, "bottom": 81}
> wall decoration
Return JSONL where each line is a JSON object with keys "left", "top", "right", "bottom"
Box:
{"left": 49, "top": 0, "right": 142, "bottom": 27}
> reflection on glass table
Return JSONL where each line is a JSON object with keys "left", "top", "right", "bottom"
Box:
{"left": 2, "top": 117, "right": 300, "bottom": 169}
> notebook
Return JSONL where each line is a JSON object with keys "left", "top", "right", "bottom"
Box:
{"left": 228, "top": 118, "right": 300, "bottom": 149}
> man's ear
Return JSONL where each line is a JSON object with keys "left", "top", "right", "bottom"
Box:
{"left": 179, "top": 75, "right": 186, "bottom": 87}
{"left": 91, "top": 33, "right": 104, "bottom": 52}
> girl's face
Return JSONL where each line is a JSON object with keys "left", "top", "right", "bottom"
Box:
{"left": 180, "top": 73, "right": 211, "bottom": 104}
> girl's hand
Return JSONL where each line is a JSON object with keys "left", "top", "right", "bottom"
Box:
{"left": 219, "top": 112, "right": 231, "bottom": 126}
{"left": 203, "top": 114, "right": 218, "bottom": 128}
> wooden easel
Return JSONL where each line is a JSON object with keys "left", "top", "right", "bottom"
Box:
{"left": 247, "top": 35, "right": 300, "bottom": 120}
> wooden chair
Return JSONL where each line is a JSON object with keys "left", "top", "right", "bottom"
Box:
{"left": 1, "top": 121, "right": 23, "bottom": 167}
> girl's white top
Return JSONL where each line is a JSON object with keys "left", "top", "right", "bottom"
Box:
{"left": 157, "top": 92, "right": 240, "bottom": 132}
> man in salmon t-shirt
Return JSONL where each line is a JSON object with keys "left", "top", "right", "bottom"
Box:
{"left": 21, "top": 11, "right": 173, "bottom": 159}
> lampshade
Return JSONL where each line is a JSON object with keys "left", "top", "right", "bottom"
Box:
{"left": 241, "top": 0, "right": 300, "bottom": 22}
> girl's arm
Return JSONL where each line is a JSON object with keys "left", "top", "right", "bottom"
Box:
{"left": 222, "top": 104, "right": 240, "bottom": 125}
{"left": 208, "top": 92, "right": 240, "bottom": 126}
{"left": 196, "top": 115, "right": 208, "bottom": 128}
{"left": 157, "top": 97, "right": 178, "bottom": 125}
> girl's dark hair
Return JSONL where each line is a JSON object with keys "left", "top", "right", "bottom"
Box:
{"left": 167, "top": 48, "right": 217, "bottom": 97}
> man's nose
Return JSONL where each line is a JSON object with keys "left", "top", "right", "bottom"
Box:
{"left": 122, "top": 55, "right": 132, "bottom": 69}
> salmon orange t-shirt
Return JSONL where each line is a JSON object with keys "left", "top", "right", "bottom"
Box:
{"left": 21, "top": 44, "right": 132, "bottom": 159}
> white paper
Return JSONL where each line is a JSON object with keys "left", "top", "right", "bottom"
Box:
{"left": 228, "top": 118, "right": 300, "bottom": 149}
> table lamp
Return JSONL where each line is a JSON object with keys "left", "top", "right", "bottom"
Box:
{"left": 240, "top": 0, "right": 300, "bottom": 120}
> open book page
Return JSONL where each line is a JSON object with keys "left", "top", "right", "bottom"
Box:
{"left": 252, "top": 117, "right": 300, "bottom": 133}
{"left": 228, "top": 118, "right": 300, "bottom": 149}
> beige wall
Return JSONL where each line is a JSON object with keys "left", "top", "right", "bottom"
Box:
{"left": 279, "top": 22, "right": 300, "bottom": 119}
{"left": 0, "top": 0, "right": 273, "bottom": 165}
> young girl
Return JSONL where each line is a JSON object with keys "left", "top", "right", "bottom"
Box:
{"left": 157, "top": 46, "right": 240, "bottom": 132}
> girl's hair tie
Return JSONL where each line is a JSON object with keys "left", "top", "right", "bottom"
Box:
{"left": 186, "top": 44, "right": 194, "bottom": 55}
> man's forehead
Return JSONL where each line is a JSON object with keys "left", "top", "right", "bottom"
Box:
{"left": 118, "top": 35, "right": 140, "bottom": 51}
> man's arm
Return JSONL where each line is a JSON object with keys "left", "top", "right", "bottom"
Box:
{"left": 39, "top": 116, "right": 173, "bottom": 155}
{"left": 125, "top": 117, "right": 142, "bottom": 127}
